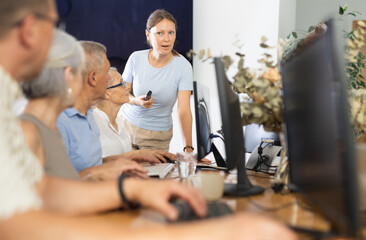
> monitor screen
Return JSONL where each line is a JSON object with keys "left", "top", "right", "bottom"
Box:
{"left": 193, "top": 81, "right": 212, "bottom": 160}
{"left": 193, "top": 81, "right": 227, "bottom": 168}
{"left": 214, "top": 58, "right": 264, "bottom": 196}
{"left": 281, "top": 19, "right": 359, "bottom": 236}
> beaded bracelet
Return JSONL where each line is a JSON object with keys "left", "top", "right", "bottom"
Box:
{"left": 118, "top": 174, "right": 140, "bottom": 209}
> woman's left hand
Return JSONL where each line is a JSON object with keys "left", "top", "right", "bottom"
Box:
{"left": 136, "top": 95, "right": 154, "bottom": 109}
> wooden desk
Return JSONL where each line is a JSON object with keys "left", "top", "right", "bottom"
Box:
{"left": 80, "top": 169, "right": 364, "bottom": 239}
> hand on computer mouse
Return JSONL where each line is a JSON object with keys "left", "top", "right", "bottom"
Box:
{"left": 126, "top": 150, "right": 176, "bottom": 164}
{"left": 169, "top": 199, "right": 233, "bottom": 222}
{"left": 154, "top": 151, "right": 176, "bottom": 163}
{"left": 160, "top": 156, "right": 175, "bottom": 164}
{"left": 123, "top": 179, "right": 206, "bottom": 221}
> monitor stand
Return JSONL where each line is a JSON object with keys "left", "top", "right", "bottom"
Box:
{"left": 197, "top": 143, "right": 227, "bottom": 170}
{"left": 211, "top": 143, "right": 227, "bottom": 168}
{"left": 224, "top": 158, "right": 264, "bottom": 196}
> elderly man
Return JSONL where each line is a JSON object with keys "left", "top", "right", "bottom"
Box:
{"left": 56, "top": 41, "right": 176, "bottom": 179}
{"left": 0, "top": 0, "right": 297, "bottom": 239}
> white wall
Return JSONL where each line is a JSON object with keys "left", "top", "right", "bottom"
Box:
{"left": 171, "top": 0, "right": 280, "bottom": 159}
{"left": 169, "top": 0, "right": 366, "bottom": 156}
{"left": 296, "top": 0, "right": 366, "bottom": 33}
{"left": 278, "top": 0, "right": 297, "bottom": 39}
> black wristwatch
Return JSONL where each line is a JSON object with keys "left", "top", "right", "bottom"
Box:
{"left": 118, "top": 174, "right": 140, "bottom": 209}
{"left": 183, "top": 145, "right": 194, "bottom": 152}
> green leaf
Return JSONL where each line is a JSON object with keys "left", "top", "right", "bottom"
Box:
{"left": 292, "top": 32, "right": 298, "bottom": 38}
{"left": 286, "top": 33, "right": 291, "bottom": 39}
{"left": 339, "top": 5, "right": 345, "bottom": 15}
{"left": 359, "top": 75, "right": 365, "bottom": 79}
{"left": 346, "top": 30, "right": 354, "bottom": 39}
{"left": 347, "top": 13, "right": 356, "bottom": 17}
{"left": 351, "top": 82, "right": 357, "bottom": 89}
{"left": 343, "top": 4, "right": 348, "bottom": 12}
{"left": 358, "top": 52, "right": 365, "bottom": 60}
{"left": 308, "top": 26, "right": 315, "bottom": 33}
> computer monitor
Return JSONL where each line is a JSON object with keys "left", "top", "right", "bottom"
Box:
{"left": 213, "top": 58, "right": 264, "bottom": 196}
{"left": 193, "top": 81, "right": 226, "bottom": 167}
{"left": 281, "top": 19, "right": 360, "bottom": 236}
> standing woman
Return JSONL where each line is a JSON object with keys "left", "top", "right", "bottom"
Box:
{"left": 119, "top": 9, "right": 194, "bottom": 153}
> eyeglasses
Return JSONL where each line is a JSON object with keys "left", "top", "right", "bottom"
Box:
{"left": 13, "top": 12, "right": 59, "bottom": 27}
{"left": 107, "top": 81, "right": 126, "bottom": 90}
{"left": 34, "top": 12, "right": 59, "bottom": 26}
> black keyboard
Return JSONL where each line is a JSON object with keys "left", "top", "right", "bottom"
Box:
{"left": 170, "top": 200, "right": 233, "bottom": 222}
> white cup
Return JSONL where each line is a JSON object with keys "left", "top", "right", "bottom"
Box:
{"left": 199, "top": 170, "right": 225, "bottom": 201}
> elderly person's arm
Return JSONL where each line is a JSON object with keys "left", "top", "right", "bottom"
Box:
{"left": 36, "top": 175, "right": 206, "bottom": 219}
{"left": 21, "top": 119, "right": 205, "bottom": 218}
{"left": 0, "top": 208, "right": 298, "bottom": 240}
{"left": 21, "top": 120, "right": 149, "bottom": 181}
{"left": 102, "top": 149, "right": 176, "bottom": 164}
{"left": 79, "top": 158, "right": 148, "bottom": 181}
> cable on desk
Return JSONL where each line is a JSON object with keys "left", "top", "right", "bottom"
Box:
{"left": 247, "top": 197, "right": 296, "bottom": 212}
{"left": 253, "top": 142, "right": 279, "bottom": 172}
{"left": 209, "top": 133, "right": 225, "bottom": 142}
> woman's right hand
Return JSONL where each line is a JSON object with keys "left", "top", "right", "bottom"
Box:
{"left": 134, "top": 95, "right": 154, "bottom": 109}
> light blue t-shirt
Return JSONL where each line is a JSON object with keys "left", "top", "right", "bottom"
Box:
{"left": 56, "top": 107, "right": 102, "bottom": 172}
{"left": 120, "top": 49, "right": 193, "bottom": 131}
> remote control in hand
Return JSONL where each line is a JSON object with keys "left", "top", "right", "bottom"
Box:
{"left": 145, "top": 90, "right": 152, "bottom": 101}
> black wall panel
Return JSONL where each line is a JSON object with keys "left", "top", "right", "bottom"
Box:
{"left": 56, "top": 0, "right": 193, "bottom": 72}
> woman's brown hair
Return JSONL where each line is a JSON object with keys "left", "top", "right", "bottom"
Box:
{"left": 146, "top": 9, "right": 180, "bottom": 57}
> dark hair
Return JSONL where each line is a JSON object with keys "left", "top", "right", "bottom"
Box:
{"left": 146, "top": 9, "right": 179, "bottom": 57}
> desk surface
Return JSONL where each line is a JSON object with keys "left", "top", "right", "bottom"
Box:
{"left": 80, "top": 168, "right": 366, "bottom": 239}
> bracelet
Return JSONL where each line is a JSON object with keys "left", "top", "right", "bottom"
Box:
{"left": 118, "top": 174, "right": 140, "bottom": 209}
{"left": 183, "top": 145, "right": 194, "bottom": 152}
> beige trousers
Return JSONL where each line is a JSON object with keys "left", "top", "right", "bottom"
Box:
{"left": 121, "top": 117, "right": 173, "bottom": 152}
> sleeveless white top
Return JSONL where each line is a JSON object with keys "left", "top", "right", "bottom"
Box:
{"left": 0, "top": 66, "right": 43, "bottom": 220}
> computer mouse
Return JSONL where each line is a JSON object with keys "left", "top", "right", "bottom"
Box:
{"left": 169, "top": 199, "right": 233, "bottom": 223}
{"left": 169, "top": 199, "right": 200, "bottom": 222}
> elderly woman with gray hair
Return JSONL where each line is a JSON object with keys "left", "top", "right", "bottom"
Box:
{"left": 93, "top": 67, "right": 177, "bottom": 163}
{"left": 20, "top": 30, "right": 147, "bottom": 180}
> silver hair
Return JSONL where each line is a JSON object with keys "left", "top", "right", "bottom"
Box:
{"left": 79, "top": 41, "right": 107, "bottom": 80}
{"left": 107, "top": 67, "right": 119, "bottom": 86}
{"left": 109, "top": 67, "right": 118, "bottom": 73}
{"left": 21, "top": 29, "right": 85, "bottom": 99}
